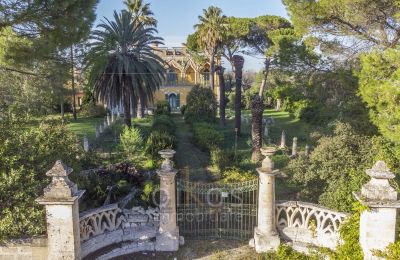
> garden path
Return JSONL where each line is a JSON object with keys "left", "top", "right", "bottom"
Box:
{"left": 172, "top": 115, "right": 214, "bottom": 182}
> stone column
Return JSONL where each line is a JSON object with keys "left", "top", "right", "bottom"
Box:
{"left": 155, "top": 149, "right": 180, "bottom": 251}
{"left": 83, "top": 135, "right": 89, "bottom": 152}
{"left": 250, "top": 147, "right": 280, "bottom": 252}
{"left": 291, "top": 137, "right": 298, "bottom": 157}
{"left": 354, "top": 161, "right": 400, "bottom": 260}
{"left": 280, "top": 130, "right": 286, "bottom": 149}
{"left": 36, "top": 160, "right": 85, "bottom": 260}
{"left": 305, "top": 144, "right": 310, "bottom": 157}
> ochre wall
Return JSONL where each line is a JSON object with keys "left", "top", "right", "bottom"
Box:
{"left": 153, "top": 86, "right": 193, "bottom": 107}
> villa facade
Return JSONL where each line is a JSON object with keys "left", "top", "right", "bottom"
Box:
{"left": 152, "top": 45, "right": 220, "bottom": 110}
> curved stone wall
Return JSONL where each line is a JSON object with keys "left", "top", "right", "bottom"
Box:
{"left": 275, "top": 201, "right": 348, "bottom": 249}
{"left": 79, "top": 204, "right": 159, "bottom": 258}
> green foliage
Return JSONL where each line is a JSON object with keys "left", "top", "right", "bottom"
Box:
{"left": 184, "top": 85, "right": 217, "bottom": 124}
{"left": 140, "top": 180, "right": 158, "bottom": 205}
{"left": 79, "top": 103, "right": 107, "bottom": 118}
{"left": 192, "top": 122, "right": 224, "bottom": 151}
{"left": 151, "top": 115, "right": 175, "bottom": 135}
{"left": 210, "top": 148, "right": 238, "bottom": 172}
{"left": 154, "top": 101, "right": 171, "bottom": 116}
{"left": 321, "top": 202, "right": 367, "bottom": 260}
{"left": 261, "top": 243, "right": 319, "bottom": 260}
{"left": 75, "top": 163, "right": 146, "bottom": 210}
{"left": 359, "top": 49, "right": 400, "bottom": 143}
{"left": 120, "top": 126, "right": 144, "bottom": 159}
{"left": 221, "top": 167, "right": 256, "bottom": 183}
{"left": 285, "top": 122, "right": 374, "bottom": 212}
{"left": 272, "top": 154, "right": 290, "bottom": 169}
{"left": 0, "top": 1, "right": 99, "bottom": 57}
{"left": 0, "top": 114, "right": 84, "bottom": 240}
{"left": 145, "top": 130, "right": 176, "bottom": 158}
{"left": 372, "top": 241, "right": 400, "bottom": 260}
{"left": 86, "top": 10, "right": 165, "bottom": 127}
{"left": 283, "top": 0, "right": 400, "bottom": 53}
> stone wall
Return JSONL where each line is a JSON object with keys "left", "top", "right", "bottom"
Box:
{"left": 275, "top": 200, "right": 348, "bottom": 250}
{"left": 0, "top": 237, "right": 48, "bottom": 260}
{"left": 80, "top": 203, "right": 159, "bottom": 258}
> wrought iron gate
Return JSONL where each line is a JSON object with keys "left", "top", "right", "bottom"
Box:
{"left": 176, "top": 178, "right": 258, "bottom": 240}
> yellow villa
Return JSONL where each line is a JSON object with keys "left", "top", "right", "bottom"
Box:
{"left": 151, "top": 45, "right": 220, "bottom": 111}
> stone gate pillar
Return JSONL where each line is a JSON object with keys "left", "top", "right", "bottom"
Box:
{"left": 36, "top": 160, "right": 85, "bottom": 260}
{"left": 355, "top": 161, "right": 400, "bottom": 260}
{"left": 155, "top": 149, "right": 180, "bottom": 251}
{"left": 251, "top": 147, "right": 280, "bottom": 252}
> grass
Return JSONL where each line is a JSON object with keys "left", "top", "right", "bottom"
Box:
{"left": 67, "top": 116, "right": 107, "bottom": 141}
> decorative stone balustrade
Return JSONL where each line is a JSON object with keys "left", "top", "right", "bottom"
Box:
{"left": 79, "top": 204, "right": 160, "bottom": 258}
{"left": 79, "top": 204, "right": 126, "bottom": 242}
{"left": 276, "top": 200, "right": 348, "bottom": 249}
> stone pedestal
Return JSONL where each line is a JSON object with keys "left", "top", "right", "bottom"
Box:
{"left": 36, "top": 160, "right": 85, "bottom": 260}
{"left": 155, "top": 150, "right": 180, "bottom": 251}
{"left": 354, "top": 161, "right": 400, "bottom": 260}
{"left": 251, "top": 147, "right": 280, "bottom": 252}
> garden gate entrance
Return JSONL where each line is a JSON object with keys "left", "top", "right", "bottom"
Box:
{"left": 176, "top": 178, "right": 258, "bottom": 240}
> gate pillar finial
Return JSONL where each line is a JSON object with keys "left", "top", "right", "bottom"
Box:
{"left": 250, "top": 147, "right": 280, "bottom": 252}
{"left": 155, "top": 149, "right": 180, "bottom": 251}
{"left": 355, "top": 161, "right": 400, "bottom": 259}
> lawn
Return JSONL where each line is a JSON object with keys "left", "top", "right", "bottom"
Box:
{"left": 67, "top": 116, "right": 107, "bottom": 141}
{"left": 222, "top": 109, "right": 312, "bottom": 154}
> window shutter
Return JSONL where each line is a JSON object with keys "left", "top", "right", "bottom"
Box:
{"left": 177, "top": 93, "right": 180, "bottom": 107}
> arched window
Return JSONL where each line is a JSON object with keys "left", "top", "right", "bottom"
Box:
{"left": 167, "top": 69, "right": 178, "bottom": 85}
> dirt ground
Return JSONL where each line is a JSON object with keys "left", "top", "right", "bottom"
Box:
{"left": 115, "top": 239, "right": 258, "bottom": 260}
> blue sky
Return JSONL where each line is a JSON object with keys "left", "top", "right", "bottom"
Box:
{"left": 95, "top": 0, "right": 288, "bottom": 71}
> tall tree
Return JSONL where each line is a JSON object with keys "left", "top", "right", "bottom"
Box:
{"left": 243, "top": 16, "right": 292, "bottom": 161}
{"left": 0, "top": 1, "right": 99, "bottom": 61}
{"left": 215, "top": 65, "right": 226, "bottom": 126}
{"left": 283, "top": 0, "right": 400, "bottom": 56}
{"left": 194, "top": 6, "right": 228, "bottom": 92}
{"left": 86, "top": 11, "right": 165, "bottom": 128}
{"left": 125, "top": 0, "right": 157, "bottom": 27}
{"left": 125, "top": 0, "right": 158, "bottom": 118}
{"left": 233, "top": 55, "right": 244, "bottom": 137}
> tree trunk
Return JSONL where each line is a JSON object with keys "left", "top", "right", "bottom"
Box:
{"left": 70, "top": 45, "right": 77, "bottom": 120}
{"left": 251, "top": 59, "right": 270, "bottom": 161}
{"left": 232, "top": 55, "right": 244, "bottom": 137}
{"left": 60, "top": 96, "right": 65, "bottom": 124}
{"left": 210, "top": 54, "right": 215, "bottom": 91}
{"left": 137, "top": 92, "right": 144, "bottom": 119}
{"left": 123, "top": 89, "right": 132, "bottom": 128}
{"left": 216, "top": 66, "right": 226, "bottom": 127}
{"left": 251, "top": 95, "right": 264, "bottom": 161}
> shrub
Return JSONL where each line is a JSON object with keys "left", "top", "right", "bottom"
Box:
{"left": 80, "top": 103, "right": 107, "bottom": 118}
{"left": 272, "top": 154, "right": 290, "bottom": 169}
{"left": 0, "top": 114, "right": 84, "bottom": 241}
{"left": 210, "top": 148, "right": 237, "bottom": 172}
{"left": 192, "top": 122, "right": 224, "bottom": 151}
{"left": 154, "top": 101, "right": 171, "bottom": 116}
{"left": 120, "top": 126, "right": 144, "bottom": 159}
{"left": 145, "top": 130, "right": 176, "bottom": 158}
{"left": 180, "top": 104, "right": 187, "bottom": 115}
{"left": 221, "top": 167, "right": 256, "bottom": 183}
{"left": 75, "top": 162, "right": 146, "bottom": 210}
{"left": 184, "top": 85, "right": 217, "bottom": 124}
{"left": 285, "top": 122, "right": 375, "bottom": 212}
{"left": 151, "top": 115, "right": 175, "bottom": 134}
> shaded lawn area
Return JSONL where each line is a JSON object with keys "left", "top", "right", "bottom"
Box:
{"left": 67, "top": 116, "right": 106, "bottom": 141}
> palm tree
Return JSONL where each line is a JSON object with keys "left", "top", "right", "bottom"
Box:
{"left": 125, "top": 0, "right": 157, "bottom": 27}
{"left": 86, "top": 11, "right": 165, "bottom": 128}
{"left": 194, "top": 6, "right": 228, "bottom": 92}
{"left": 125, "top": 0, "right": 157, "bottom": 118}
